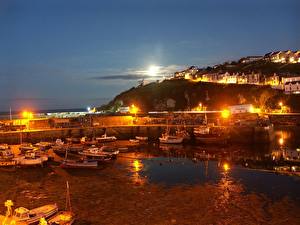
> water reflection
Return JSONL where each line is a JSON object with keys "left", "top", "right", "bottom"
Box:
{"left": 130, "top": 159, "right": 146, "bottom": 185}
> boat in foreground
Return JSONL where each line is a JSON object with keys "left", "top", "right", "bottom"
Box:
{"left": 0, "top": 200, "right": 58, "bottom": 225}
{"left": 47, "top": 181, "right": 75, "bottom": 225}
{"left": 47, "top": 211, "right": 75, "bottom": 225}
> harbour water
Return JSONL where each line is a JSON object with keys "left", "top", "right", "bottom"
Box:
{"left": 0, "top": 127, "right": 300, "bottom": 224}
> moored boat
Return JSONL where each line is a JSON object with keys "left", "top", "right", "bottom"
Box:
{"left": 34, "top": 142, "right": 52, "bottom": 151}
{"left": 0, "top": 146, "right": 14, "bottom": 161}
{"left": 1, "top": 200, "right": 58, "bottom": 225}
{"left": 19, "top": 143, "right": 36, "bottom": 154}
{"left": 159, "top": 134, "right": 184, "bottom": 144}
{"left": 48, "top": 211, "right": 75, "bottom": 225}
{"left": 79, "top": 146, "right": 119, "bottom": 160}
{"left": 47, "top": 181, "right": 75, "bottom": 225}
{"left": 0, "top": 143, "right": 15, "bottom": 168}
{"left": 135, "top": 136, "right": 148, "bottom": 141}
{"left": 194, "top": 126, "right": 229, "bottom": 145}
{"left": 96, "top": 133, "right": 117, "bottom": 143}
{"left": 80, "top": 137, "right": 97, "bottom": 146}
{"left": 14, "top": 151, "right": 48, "bottom": 167}
{"left": 60, "top": 159, "right": 98, "bottom": 169}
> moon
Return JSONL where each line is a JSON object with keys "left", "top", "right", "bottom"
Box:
{"left": 147, "top": 65, "right": 160, "bottom": 76}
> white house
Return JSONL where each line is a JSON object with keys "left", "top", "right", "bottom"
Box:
{"left": 282, "top": 76, "right": 300, "bottom": 94}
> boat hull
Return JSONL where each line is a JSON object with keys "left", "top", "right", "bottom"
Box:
{"left": 159, "top": 137, "right": 184, "bottom": 144}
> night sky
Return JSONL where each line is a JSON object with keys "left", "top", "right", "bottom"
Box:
{"left": 0, "top": 0, "right": 299, "bottom": 111}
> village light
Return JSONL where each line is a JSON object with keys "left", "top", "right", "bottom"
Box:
{"left": 221, "top": 109, "right": 230, "bottom": 119}
{"left": 22, "top": 110, "right": 33, "bottom": 119}
{"left": 279, "top": 137, "right": 284, "bottom": 146}
{"left": 130, "top": 104, "right": 139, "bottom": 114}
{"left": 223, "top": 163, "right": 230, "bottom": 171}
{"left": 279, "top": 102, "right": 283, "bottom": 107}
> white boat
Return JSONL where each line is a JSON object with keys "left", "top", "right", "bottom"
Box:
{"left": 0, "top": 200, "right": 58, "bottom": 225}
{"left": 135, "top": 136, "right": 148, "bottom": 141}
{"left": 12, "top": 204, "right": 58, "bottom": 224}
{"left": 96, "top": 133, "right": 117, "bottom": 143}
{"left": 0, "top": 144, "right": 10, "bottom": 150}
{"left": 61, "top": 159, "right": 98, "bottom": 169}
{"left": 19, "top": 143, "right": 36, "bottom": 154}
{"left": 80, "top": 137, "right": 97, "bottom": 146}
{"left": 159, "top": 135, "right": 183, "bottom": 144}
{"left": 0, "top": 145, "right": 16, "bottom": 167}
{"left": 194, "top": 126, "right": 210, "bottom": 135}
{"left": 34, "top": 142, "right": 52, "bottom": 150}
{"left": 129, "top": 139, "right": 140, "bottom": 143}
{"left": 14, "top": 151, "right": 48, "bottom": 166}
{"left": 0, "top": 147, "right": 14, "bottom": 161}
{"left": 79, "top": 146, "right": 119, "bottom": 160}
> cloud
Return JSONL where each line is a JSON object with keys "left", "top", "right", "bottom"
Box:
{"left": 88, "top": 64, "right": 186, "bottom": 81}
{"left": 90, "top": 74, "right": 157, "bottom": 80}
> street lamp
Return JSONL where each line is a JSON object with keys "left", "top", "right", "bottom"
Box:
{"left": 221, "top": 109, "right": 230, "bottom": 119}
{"left": 130, "top": 104, "right": 139, "bottom": 115}
{"left": 22, "top": 110, "right": 33, "bottom": 130}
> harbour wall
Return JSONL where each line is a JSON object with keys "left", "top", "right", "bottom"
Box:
{"left": 0, "top": 125, "right": 274, "bottom": 145}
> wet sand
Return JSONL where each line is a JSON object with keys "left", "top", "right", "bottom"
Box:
{"left": 0, "top": 152, "right": 300, "bottom": 225}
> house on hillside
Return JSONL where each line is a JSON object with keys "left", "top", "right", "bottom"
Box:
{"left": 240, "top": 56, "right": 263, "bottom": 63}
{"left": 282, "top": 76, "right": 300, "bottom": 94}
{"left": 264, "top": 50, "right": 300, "bottom": 63}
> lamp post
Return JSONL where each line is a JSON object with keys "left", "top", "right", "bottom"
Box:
{"left": 130, "top": 104, "right": 139, "bottom": 124}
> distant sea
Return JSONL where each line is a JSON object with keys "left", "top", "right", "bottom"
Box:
{"left": 0, "top": 108, "right": 86, "bottom": 120}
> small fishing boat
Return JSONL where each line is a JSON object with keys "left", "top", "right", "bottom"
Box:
{"left": 79, "top": 146, "right": 119, "bottom": 160}
{"left": 47, "top": 181, "right": 75, "bottom": 225}
{"left": 129, "top": 139, "right": 140, "bottom": 143}
{"left": 65, "top": 137, "right": 81, "bottom": 144}
{"left": 14, "top": 151, "right": 48, "bottom": 167}
{"left": 13, "top": 204, "right": 58, "bottom": 224}
{"left": 159, "top": 134, "right": 183, "bottom": 144}
{"left": 60, "top": 159, "right": 98, "bottom": 169}
{"left": 0, "top": 147, "right": 14, "bottom": 161}
{"left": 19, "top": 143, "right": 36, "bottom": 154}
{"left": 0, "top": 144, "right": 16, "bottom": 167}
{"left": 80, "top": 137, "right": 97, "bottom": 146}
{"left": 60, "top": 148, "right": 98, "bottom": 169}
{"left": 48, "top": 211, "right": 75, "bottom": 225}
{"left": 194, "top": 126, "right": 210, "bottom": 135}
{"left": 194, "top": 126, "right": 229, "bottom": 145}
{"left": 52, "top": 139, "right": 82, "bottom": 156}
{"left": 34, "top": 142, "right": 52, "bottom": 151}
{"left": 96, "top": 133, "right": 117, "bottom": 143}
{"left": 135, "top": 136, "right": 148, "bottom": 141}
{"left": 0, "top": 144, "right": 10, "bottom": 150}
{"left": 1, "top": 200, "right": 58, "bottom": 225}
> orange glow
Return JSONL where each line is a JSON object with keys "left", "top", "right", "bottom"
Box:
{"left": 22, "top": 111, "right": 33, "bottom": 119}
{"left": 279, "top": 137, "right": 284, "bottom": 145}
{"left": 279, "top": 102, "right": 283, "bottom": 107}
{"left": 223, "top": 163, "right": 230, "bottom": 171}
{"left": 221, "top": 109, "right": 230, "bottom": 119}
{"left": 39, "top": 218, "right": 47, "bottom": 225}
{"left": 22, "top": 111, "right": 28, "bottom": 118}
{"left": 133, "top": 159, "right": 142, "bottom": 172}
{"left": 129, "top": 104, "right": 139, "bottom": 114}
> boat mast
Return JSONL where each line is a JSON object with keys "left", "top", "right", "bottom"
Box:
{"left": 65, "top": 181, "right": 72, "bottom": 212}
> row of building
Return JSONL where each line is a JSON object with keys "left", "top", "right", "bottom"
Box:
{"left": 172, "top": 66, "right": 300, "bottom": 94}
{"left": 239, "top": 50, "right": 300, "bottom": 64}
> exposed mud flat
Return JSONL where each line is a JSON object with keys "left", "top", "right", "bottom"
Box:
{"left": 0, "top": 153, "right": 299, "bottom": 225}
